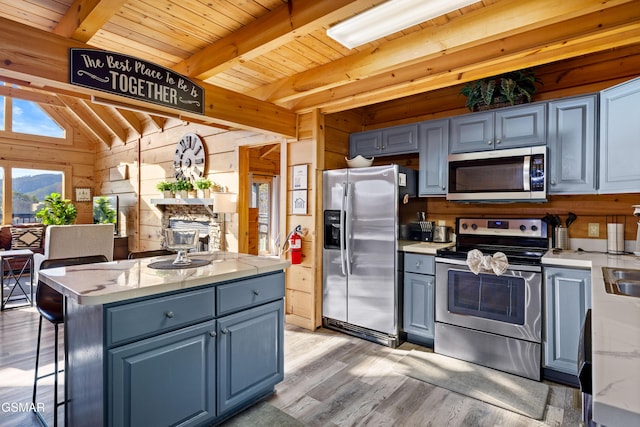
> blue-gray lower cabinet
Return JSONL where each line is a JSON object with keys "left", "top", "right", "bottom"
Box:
{"left": 403, "top": 254, "right": 435, "bottom": 346}
{"left": 217, "top": 300, "right": 284, "bottom": 415}
{"left": 543, "top": 267, "right": 591, "bottom": 376}
{"left": 109, "top": 320, "right": 217, "bottom": 427}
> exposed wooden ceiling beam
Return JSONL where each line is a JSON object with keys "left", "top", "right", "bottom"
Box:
{"left": 59, "top": 95, "right": 113, "bottom": 147}
{"left": 174, "top": 0, "right": 385, "bottom": 81}
{"left": 54, "top": 0, "right": 128, "bottom": 42}
{"left": 289, "top": 2, "right": 640, "bottom": 113}
{"left": 83, "top": 100, "right": 129, "bottom": 143}
{"left": 251, "top": 0, "right": 635, "bottom": 106}
{"left": 0, "top": 16, "right": 297, "bottom": 138}
{"left": 0, "top": 85, "right": 65, "bottom": 106}
{"left": 113, "top": 108, "right": 144, "bottom": 137}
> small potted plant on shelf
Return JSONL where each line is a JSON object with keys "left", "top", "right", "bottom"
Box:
{"left": 156, "top": 180, "right": 174, "bottom": 198}
{"left": 460, "top": 69, "right": 541, "bottom": 111}
{"left": 35, "top": 192, "right": 78, "bottom": 225}
{"left": 194, "top": 177, "right": 212, "bottom": 199}
{"left": 173, "top": 179, "right": 193, "bottom": 199}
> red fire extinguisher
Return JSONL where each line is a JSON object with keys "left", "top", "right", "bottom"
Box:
{"left": 287, "top": 226, "right": 302, "bottom": 264}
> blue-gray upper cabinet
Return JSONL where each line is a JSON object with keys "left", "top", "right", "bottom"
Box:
{"left": 349, "top": 123, "right": 418, "bottom": 158}
{"left": 449, "top": 103, "right": 547, "bottom": 153}
{"left": 599, "top": 76, "right": 640, "bottom": 193}
{"left": 547, "top": 95, "right": 597, "bottom": 194}
{"left": 543, "top": 267, "right": 591, "bottom": 376}
{"left": 418, "top": 119, "right": 449, "bottom": 196}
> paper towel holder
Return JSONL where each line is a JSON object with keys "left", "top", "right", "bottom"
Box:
{"left": 606, "top": 215, "right": 626, "bottom": 255}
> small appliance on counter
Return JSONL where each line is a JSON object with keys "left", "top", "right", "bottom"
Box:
{"left": 407, "top": 212, "right": 434, "bottom": 241}
{"left": 433, "top": 225, "right": 451, "bottom": 243}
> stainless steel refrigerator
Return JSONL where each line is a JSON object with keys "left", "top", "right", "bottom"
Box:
{"left": 322, "top": 164, "right": 415, "bottom": 348}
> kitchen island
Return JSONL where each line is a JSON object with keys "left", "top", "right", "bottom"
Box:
{"left": 38, "top": 252, "right": 290, "bottom": 427}
{"left": 542, "top": 251, "right": 640, "bottom": 427}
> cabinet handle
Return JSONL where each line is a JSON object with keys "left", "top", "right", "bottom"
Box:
{"left": 495, "top": 139, "right": 501, "bottom": 144}
{"left": 551, "top": 181, "right": 556, "bottom": 185}
{"left": 416, "top": 261, "right": 421, "bottom": 269}
{"left": 487, "top": 140, "right": 493, "bottom": 145}
{"left": 222, "top": 328, "right": 229, "bottom": 334}
{"left": 253, "top": 289, "right": 259, "bottom": 296}
{"left": 165, "top": 311, "right": 174, "bottom": 319}
{"left": 209, "top": 331, "right": 217, "bottom": 337}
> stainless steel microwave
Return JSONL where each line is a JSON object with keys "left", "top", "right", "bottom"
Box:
{"left": 446, "top": 146, "right": 546, "bottom": 202}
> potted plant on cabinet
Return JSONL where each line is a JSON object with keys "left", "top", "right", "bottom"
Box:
{"left": 173, "top": 179, "right": 193, "bottom": 199}
{"left": 156, "top": 180, "right": 174, "bottom": 198}
{"left": 194, "top": 177, "right": 212, "bottom": 198}
{"left": 35, "top": 192, "right": 78, "bottom": 225}
{"left": 460, "top": 69, "right": 541, "bottom": 111}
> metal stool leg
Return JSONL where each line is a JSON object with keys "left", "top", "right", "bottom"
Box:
{"left": 32, "top": 317, "right": 64, "bottom": 427}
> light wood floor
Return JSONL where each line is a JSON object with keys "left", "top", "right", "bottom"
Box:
{"left": 1, "top": 306, "right": 583, "bottom": 426}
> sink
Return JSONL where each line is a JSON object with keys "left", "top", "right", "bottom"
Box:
{"left": 602, "top": 267, "right": 640, "bottom": 298}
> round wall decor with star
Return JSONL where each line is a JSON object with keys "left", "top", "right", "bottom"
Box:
{"left": 173, "top": 133, "right": 206, "bottom": 180}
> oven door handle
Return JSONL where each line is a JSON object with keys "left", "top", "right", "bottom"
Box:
{"left": 523, "top": 155, "right": 531, "bottom": 191}
{"left": 435, "top": 257, "right": 542, "bottom": 273}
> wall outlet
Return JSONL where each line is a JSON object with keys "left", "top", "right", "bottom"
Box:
{"left": 588, "top": 223, "right": 600, "bottom": 237}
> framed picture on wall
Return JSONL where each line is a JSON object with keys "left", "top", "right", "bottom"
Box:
{"left": 292, "top": 190, "right": 307, "bottom": 215}
{"left": 292, "top": 164, "right": 308, "bottom": 190}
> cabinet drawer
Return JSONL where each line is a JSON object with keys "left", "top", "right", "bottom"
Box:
{"left": 404, "top": 253, "right": 435, "bottom": 275}
{"left": 106, "top": 287, "right": 215, "bottom": 347}
{"left": 217, "top": 272, "right": 284, "bottom": 316}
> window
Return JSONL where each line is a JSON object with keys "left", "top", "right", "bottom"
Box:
{"left": 12, "top": 99, "right": 64, "bottom": 138}
{"left": 0, "top": 80, "right": 65, "bottom": 139}
{"left": 11, "top": 168, "right": 63, "bottom": 224}
{"left": 250, "top": 175, "right": 280, "bottom": 256}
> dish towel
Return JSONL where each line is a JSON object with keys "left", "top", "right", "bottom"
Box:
{"left": 466, "top": 249, "right": 509, "bottom": 275}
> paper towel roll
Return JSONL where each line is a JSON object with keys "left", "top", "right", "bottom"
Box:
{"left": 607, "top": 223, "right": 625, "bottom": 254}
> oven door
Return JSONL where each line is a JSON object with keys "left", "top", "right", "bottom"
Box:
{"left": 435, "top": 258, "right": 542, "bottom": 343}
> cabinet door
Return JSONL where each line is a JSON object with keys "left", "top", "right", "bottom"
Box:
{"left": 547, "top": 95, "right": 597, "bottom": 194}
{"left": 403, "top": 272, "right": 435, "bottom": 341}
{"left": 599, "top": 76, "right": 640, "bottom": 193}
{"left": 449, "top": 111, "right": 494, "bottom": 153}
{"left": 418, "top": 119, "right": 449, "bottom": 195}
{"left": 109, "top": 320, "right": 217, "bottom": 427}
{"left": 382, "top": 124, "right": 419, "bottom": 155}
{"left": 218, "top": 300, "right": 284, "bottom": 415}
{"left": 349, "top": 130, "right": 382, "bottom": 158}
{"left": 544, "top": 267, "right": 591, "bottom": 375}
{"left": 494, "top": 103, "right": 546, "bottom": 149}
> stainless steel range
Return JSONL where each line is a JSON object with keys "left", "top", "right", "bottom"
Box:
{"left": 435, "top": 218, "right": 548, "bottom": 381}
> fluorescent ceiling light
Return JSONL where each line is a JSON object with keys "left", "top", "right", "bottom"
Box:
{"left": 327, "top": 0, "right": 480, "bottom": 49}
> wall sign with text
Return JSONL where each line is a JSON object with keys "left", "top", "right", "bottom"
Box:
{"left": 69, "top": 49, "right": 204, "bottom": 115}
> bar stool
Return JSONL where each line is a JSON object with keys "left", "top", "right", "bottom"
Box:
{"left": 32, "top": 255, "right": 109, "bottom": 427}
{"left": 127, "top": 249, "right": 173, "bottom": 259}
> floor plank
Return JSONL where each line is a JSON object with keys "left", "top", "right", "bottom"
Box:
{"left": 1, "top": 307, "right": 583, "bottom": 426}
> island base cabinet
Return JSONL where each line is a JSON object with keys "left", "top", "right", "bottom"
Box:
{"left": 218, "top": 300, "right": 284, "bottom": 415}
{"left": 108, "top": 320, "right": 217, "bottom": 427}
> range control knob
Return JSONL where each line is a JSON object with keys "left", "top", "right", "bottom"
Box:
{"left": 461, "top": 223, "right": 468, "bottom": 230}
{"left": 471, "top": 223, "right": 478, "bottom": 230}
{"left": 531, "top": 225, "right": 538, "bottom": 231}
{"left": 520, "top": 225, "right": 527, "bottom": 232}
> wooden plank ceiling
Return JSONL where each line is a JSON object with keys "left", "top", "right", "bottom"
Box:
{"left": 1, "top": 0, "right": 639, "bottom": 146}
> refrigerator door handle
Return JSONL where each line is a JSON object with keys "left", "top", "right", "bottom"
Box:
{"left": 345, "top": 182, "right": 353, "bottom": 276}
{"left": 339, "top": 183, "right": 347, "bottom": 276}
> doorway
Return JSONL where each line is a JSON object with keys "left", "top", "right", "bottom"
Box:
{"left": 239, "top": 143, "right": 281, "bottom": 256}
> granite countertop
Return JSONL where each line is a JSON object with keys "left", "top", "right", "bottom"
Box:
{"left": 38, "top": 252, "right": 290, "bottom": 306}
{"left": 398, "top": 240, "right": 454, "bottom": 255}
{"left": 542, "top": 250, "right": 640, "bottom": 427}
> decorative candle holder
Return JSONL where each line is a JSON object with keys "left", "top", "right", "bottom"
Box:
{"left": 165, "top": 228, "right": 199, "bottom": 265}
